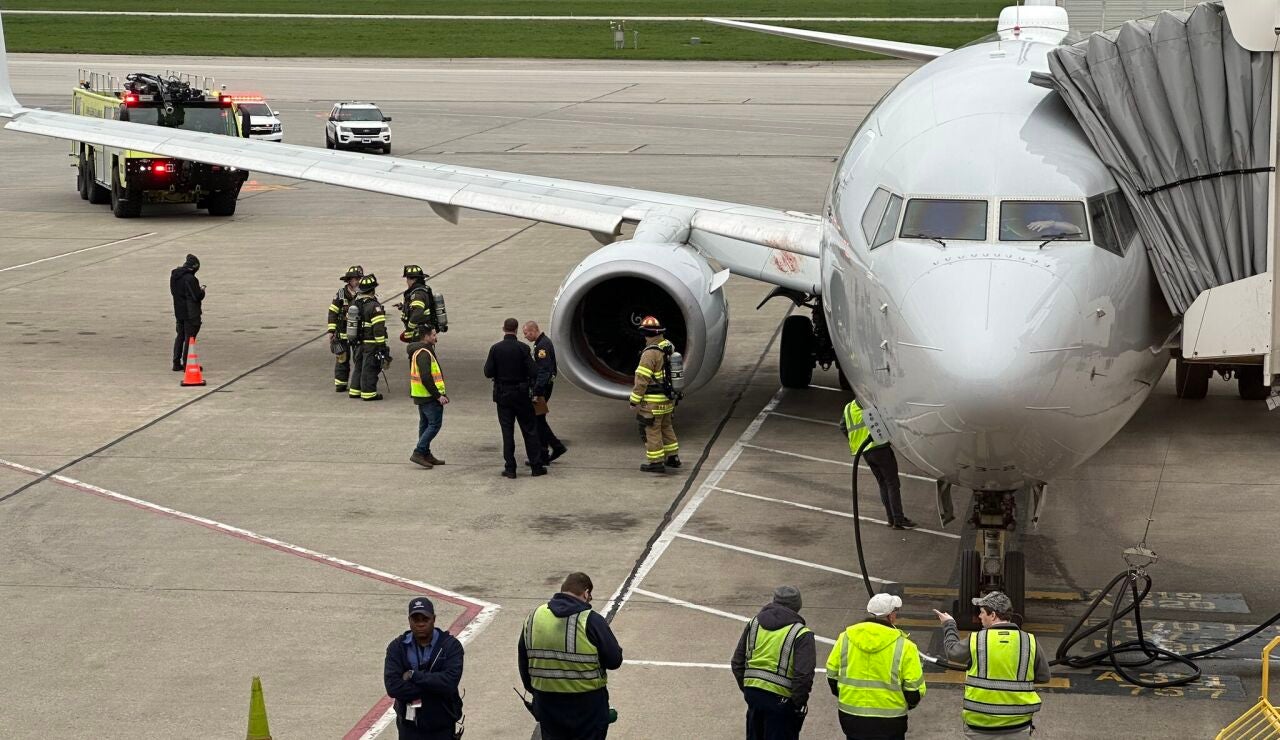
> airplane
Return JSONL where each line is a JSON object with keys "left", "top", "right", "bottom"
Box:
{"left": 0, "top": 4, "right": 1183, "bottom": 613}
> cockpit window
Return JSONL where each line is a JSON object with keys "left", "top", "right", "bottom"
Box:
{"left": 872, "top": 194, "right": 902, "bottom": 249}
{"left": 999, "top": 201, "right": 1088, "bottom": 241}
{"left": 900, "top": 199, "right": 987, "bottom": 241}
{"left": 1088, "top": 191, "right": 1138, "bottom": 256}
{"left": 861, "top": 188, "right": 891, "bottom": 244}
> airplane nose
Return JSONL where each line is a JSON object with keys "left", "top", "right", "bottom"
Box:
{"left": 899, "top": 257, "right": 1082, "bottom": 428}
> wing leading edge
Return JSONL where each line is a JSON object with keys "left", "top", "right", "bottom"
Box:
{"left": 704, "top": 18, "right": 951, "bottom": 62}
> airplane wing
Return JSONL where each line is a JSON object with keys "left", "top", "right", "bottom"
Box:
{"left": 704, "top": 18, "right": 951, "bottom": 62}
{"left": 0, "top": 16, "right": 821, "bottom": 294}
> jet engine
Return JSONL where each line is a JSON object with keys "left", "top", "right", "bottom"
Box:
{"left": 550, "top": 241, "right": 729, "bottom": 399}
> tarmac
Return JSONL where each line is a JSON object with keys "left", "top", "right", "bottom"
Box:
{"left": 1, "top": 54, "right": 1277, "bottom": 739}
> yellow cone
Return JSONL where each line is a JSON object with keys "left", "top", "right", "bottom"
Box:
{"left": 246, "top": 676, "right": 272, "bottom": 740}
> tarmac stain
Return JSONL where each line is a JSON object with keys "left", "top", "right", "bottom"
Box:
{"left": 232, "top": 329, "right": 246, "bottom": 333}
{"left": 77, "top": 331, "right": 96, "bottom": 335}
{"left": 344, "top": 508, "right": 372, "bottom": 519}
{"left": 260, "top": 326, "right": 278, "bottom": 329}
{"left": 530, "top": 512, "right": 639, "bottom": 535}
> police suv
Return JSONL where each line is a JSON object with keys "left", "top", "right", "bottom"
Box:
{"left": 230, "top": 96, "right": 283, "bottom": 141}
{"left": 325, "top": 102, "right": 392, "bottom": 153}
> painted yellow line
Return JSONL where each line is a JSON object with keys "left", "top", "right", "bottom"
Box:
{"left": 903, "top": 585, "right": 1082, "bottom": 602}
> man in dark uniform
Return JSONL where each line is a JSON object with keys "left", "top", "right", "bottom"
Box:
{"left": 352, "top": 274, "right": 389, "bottom": 401}
{"left": 327, "top": 265, "right": 363, "bottom": 393}
{"left": 396, "top": 265, "right": 437, "bottom": 341}
{"left": 383, "top": 597, "right": 465, "bottom": 740}
{"left": 518, "top": 572, "right": 623, "bottom": 740}
{"left": 169, "top": 253, "right": 205, "bottom": 371}
{"left": 483, "top": 318, "right": 546, "bottom": 478}
{"left": 523, "top": 320, "right": 568, "bottom": 463}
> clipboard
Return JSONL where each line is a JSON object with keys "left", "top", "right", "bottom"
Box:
{"left": 533, "top": 397, "right": 549, "bottom": 416}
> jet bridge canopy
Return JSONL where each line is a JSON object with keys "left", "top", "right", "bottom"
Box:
{"left": 1033, "top": 0, "right": 1280, "bottom": 386}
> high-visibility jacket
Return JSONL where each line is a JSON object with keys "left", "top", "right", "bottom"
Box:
{"left": 410, "top": 347, "right": 446, "bottom": 397}
{"left": 629, "top": 338, "right": 674, "bottom": 414}
{"left": 356, "top": 296, "right": 388, "bottom": 346}
{"left": 523, "top": 605, "right": 607, "bottom": 693}
{"left": 826, "top": 621, "right": 925, "bottom": 719}
{"left": 842, "top": 400, "right": 885, "bottom": 454}
{"left": 742, "top": 618, "right": 811, "bottom": 698}
{"left": 963, "top": 628, "right": 1042, "bottom": 729}
{"left": 401, "top": 282, "right": 435, "bottom": 335}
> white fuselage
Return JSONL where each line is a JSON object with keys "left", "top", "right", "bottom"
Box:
{"left": 821, "top": 39, "right": 1176, "bottom": 491}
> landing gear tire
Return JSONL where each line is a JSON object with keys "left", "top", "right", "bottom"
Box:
{"left": 779, "top": 314, "right": 815, "bottom": 389}
{"left": 206, "top": 190, "right": 238, "bottom": 217}
{"left": 1175, "top": 358, "right": 1210, "bottom": 399}
{"left": 1238, "top": 365, "right": 1269, "bottom": 400}
{"left": 86, "top": 152, "right": 110, "bottom": 205}
{"left": 1004, "top": 550, "right": 1026, "bottom": 619}
{"left": 110, "top": 163, "right": 141, "bottom": 218}
{"left": 959, "top": 549, "right": 981, "bottom": 624}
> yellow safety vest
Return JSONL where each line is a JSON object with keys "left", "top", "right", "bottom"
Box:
{"left": 409, "top": 347, "right": 446, "bottom": 397}
{"left": 963, "top": 628, "right": 1041, "bottom": 728}
{"left": 842, "top": 400, "right": 884, "bottom": 454}
{"left": 523, "top": 605, "right": 606, "bottom": 693}
{"left": 826, "top": 621, "right": 926, "bottom": 719}
{"left": 742, "top": 619, "right": 811, "bottom": 698}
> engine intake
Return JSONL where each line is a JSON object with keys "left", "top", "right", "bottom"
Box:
{"left": 550, "top": 241, "right": 728, "bottom": 399}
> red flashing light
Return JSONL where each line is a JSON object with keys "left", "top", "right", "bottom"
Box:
{"left": 123, "top": 92, "right": 139, "bottom": 106}
{"left": 151, "top": 162, "right": 172, "bottom": 174}
{"left": 220, "top": 92, "right": 266, "bottom": 104}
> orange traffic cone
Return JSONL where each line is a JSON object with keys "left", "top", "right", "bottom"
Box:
{"left": 180, "top": 337, "right": 206, "bottom": 386}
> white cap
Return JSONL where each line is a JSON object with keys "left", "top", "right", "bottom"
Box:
{"left": 867, "top": 593, "right": 903, "bottom": 617}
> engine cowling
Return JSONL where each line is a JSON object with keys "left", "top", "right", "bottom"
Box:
{"left": 550, "top": 241, "right": 729, "bottom": 399}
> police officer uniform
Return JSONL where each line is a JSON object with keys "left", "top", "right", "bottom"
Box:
{"left": 531, "top": 331, "right": 567, "bottom": 462}
{"left": 327, "top": 265, "right": 363, "bottom": 393}
{"left": 841, "top": 398, "right": 917, "bottom": 529}
{"left": 350, "top": 274, "right": 389, "bottom": 401}
{"left": 731, "top": 586, "right": 816, "bottom": 740}
{"left": 629, "top": 316, "right": 680, "bottom": 473}
{"left": 826, "top": 593, "right": 927, "bottom": 740}
{"left": 399, "top": 265, "right": 437, "bottom": 341}
{"left": 483, "top": 324, "right": 545, "bottom": 477}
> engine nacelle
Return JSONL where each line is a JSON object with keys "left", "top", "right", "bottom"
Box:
{"left": 550, "top": 241, "right": 729, "bottom": 399}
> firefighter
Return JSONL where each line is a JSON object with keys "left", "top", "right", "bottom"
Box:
{"left": 628, "top": 316, "right": 680, "bottom": 473}
{"left": 327, "top": 265, "right": 364, "bottom": 393}
{"left": 351, "top": 274, "right": 389, "bottom": 401}
{"left": 396, "top": 265, "right": 436, "bottom": 342}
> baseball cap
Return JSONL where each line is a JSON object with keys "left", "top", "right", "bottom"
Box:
{"left": 408, "top": 597, "right": 435, "bottom": 617}
{"left": 971, "top": 591, "right": 1012, "bottom": 613}
{"left": 867, "top": 593, "right": 903, "bottom": 617}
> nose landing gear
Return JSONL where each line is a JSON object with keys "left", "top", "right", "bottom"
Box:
{"left": 957, "top": 490, "right": 1026, "bottom": 622}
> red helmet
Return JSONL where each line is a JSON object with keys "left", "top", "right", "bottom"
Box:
{"left": 639, "top": 315, "right": 665, "bottom": 334}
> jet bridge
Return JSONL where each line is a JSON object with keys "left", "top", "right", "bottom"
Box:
{"left": 1033, "top": 0, "right": 1280, "bottom": 402}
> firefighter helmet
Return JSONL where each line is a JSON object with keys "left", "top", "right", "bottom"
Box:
{"left": 341, "top": 265, "right": 364, "bottom": 281}
{"left": 358, "top": 274, "right": 379, "bottom": 293}
{"left": 403, "top": 264, "right": 427, "bottom": 279}
{"left": 639, "top": 315, "right": 665, "bottom": 334}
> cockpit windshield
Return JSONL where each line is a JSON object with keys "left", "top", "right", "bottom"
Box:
{"left": 900, "top": 199, "right": 988, "bottom": 241}
{"left": 124, "top": 106, "right": 237, "bottom": 135}
{"left": 999, "top": 201, "right": 1087, "bottom": 241}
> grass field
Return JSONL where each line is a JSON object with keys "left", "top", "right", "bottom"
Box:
{"left": 4, "top": 16, "right": 992, "bottom": 60}
{"left": 4, "top": 0, "right": 1004, "bottom": 18}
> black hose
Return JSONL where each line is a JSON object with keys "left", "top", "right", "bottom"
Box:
{"left": 850, "top": 435, "right": 876, "bottom": 600}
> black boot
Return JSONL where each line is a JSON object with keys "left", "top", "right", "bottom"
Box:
{"left": 640, "top": 462, "right": 666, "bottom": 473}
{"left": 665, "top": 455, "right": 682, "bottom": 468}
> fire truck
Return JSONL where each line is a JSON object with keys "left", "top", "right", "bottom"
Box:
{"left": 72, "top": 70, "right": 249, "bottom": 218}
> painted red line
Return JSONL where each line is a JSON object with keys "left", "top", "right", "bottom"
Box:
{"left": 343, "top": 697, "right": 394, "bottom": 740}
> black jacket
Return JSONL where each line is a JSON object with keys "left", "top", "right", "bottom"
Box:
{"left": 383, "top": 628, "right": 464, "bottom": 736}
{"left": 731, "top": 601, "right": 816, "bottom": 708}
{"left": 170, "top": 266, "right": 204, "bottom": 321}
{"left": 406, "top": 341, "right": 444, "bottom": 404}
{"left": 402, "top": 281, "right": 436, "bottom": 333}
{"left": 531, "top": 333, "right": 557, "bottom": 396}
{"left": 483, "top": 334, "right": 536, "bottom": 402}
{"left": 517, "top": 593, "right": 624, "bottom": 734}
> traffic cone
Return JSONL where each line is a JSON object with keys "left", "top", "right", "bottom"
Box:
{"left": 245, "top": 676, "right": 272, "bottom": 740}
{"left": 180, "top": 337, "right": 206, "bottom": 387}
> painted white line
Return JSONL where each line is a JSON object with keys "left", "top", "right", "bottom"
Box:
{"left": 807, "top": 384, "right": 846, "bottom": 392}
{"left": 740, "top": 443, "right": 935, "bottom": 483}
{"left": 0, "top": 232, "right": 155, "bottom": 273}
{"left": 605, "top": 388, "right": 787, "bottom": 614}
{"left": 710, "top": 485, "right": 959, "bottom": 540}
{"left": 674, "top": 532, "right": 894, "bottom": 585}
{"left": 3, "top": 10, "right": 996, "bottom": 22}
{"left": 357, "top": 712, "right": 397, "bottom": 740}
{"left": 627, "top": 659, "right": 830, "bottom": 673}
{"left": 768, "top": 411, "right": 839, "bottom": 427}
{"left": 632, "top": 588, "right": 835, "bottom": 645}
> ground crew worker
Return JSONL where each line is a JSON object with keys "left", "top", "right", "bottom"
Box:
{"left": 327, "top": 265, "right": 363, "bottom": 393}
{"left": 629, "top": 316, "right": 680, "bottom": 473}
{"left": 840, "top": 395, "right": 917, "bottom": 530}
{"left": 396, "top": 265, "right": 436, "bottom": 341}
{"left": 934, "top": 593, "right": 1049, "bottom": 738}
{"left": 523, "top": 320, "right": 567, "bottom": 463}
{"left": 483, "top": 318, "right": 545, "bottom": 478}
{"left": 731, "top": 585, "right": 815, "bottom": 740}
{"left": 408, "top": 327, "right": 448, "bottom": 469}
{"left": 351, "top": 274, "right": 388, "bottom": 401}
{"left": 169, "top": 253, "right": 204, "bottom": 371}
{"left": 518, "top": 572, "right": 623, "bottom": 740}
{"left": 383, "top": 597, "right": 464, "bottom": 740}
{"left": 827, "top": 593, "right": 926, "bottom": 740}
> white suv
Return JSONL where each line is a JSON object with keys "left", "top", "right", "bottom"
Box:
{"left": 326, "top": 102, "right": 392, "bottom": 154}
{"left": 236, "top": 101, "right": 283, "bottom": 142}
